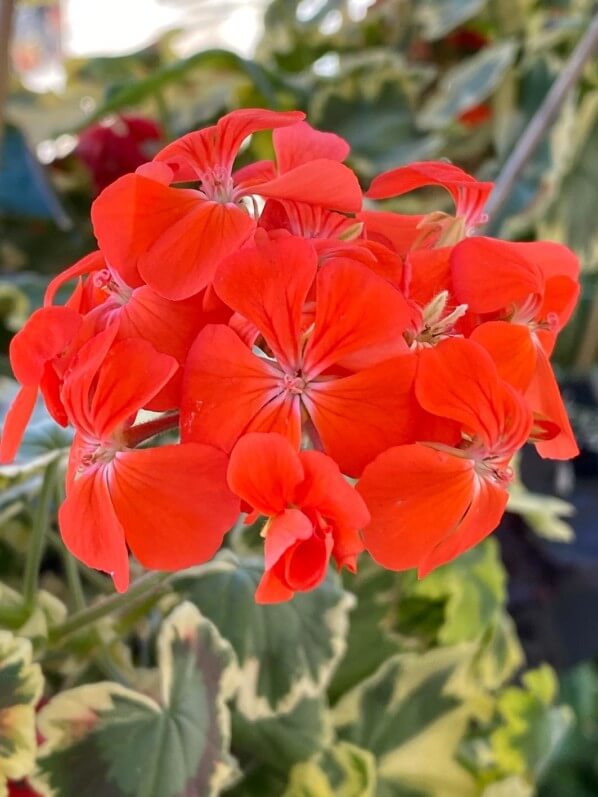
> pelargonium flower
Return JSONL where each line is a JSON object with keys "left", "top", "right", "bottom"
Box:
{"left": 451, "top": 236, "right": 580, "bottom": 459}
{"left": 358, "top": 338, "right": 531, "bottom": 575}
{"left": 182, "top": 234, "right": 418, "bottom": 476}
{"left": 91, "top": 109, "right": 362, "bottom": 300}
{"left": 58, "top": 327, "right": 239, "bottom": 591}
{"left": 228, "top": 432, "right": 369, "bottom": 602}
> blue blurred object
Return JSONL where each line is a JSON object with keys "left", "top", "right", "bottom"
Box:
{"left": 0, "top": 123, "right": 70, "bottom": 228}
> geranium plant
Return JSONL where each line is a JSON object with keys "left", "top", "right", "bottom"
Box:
{"left": 0, "top": 108, "right": 583, "bottom": 796}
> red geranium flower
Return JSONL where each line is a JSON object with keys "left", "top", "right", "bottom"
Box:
{"left": 228, "top": 432, "right": 369, "bottom": 602}
{"left": 358, "top": 337, "right": 531, "bottom": 575}
{"left": 451, "top": 236, "right": 580, "bottom": 459}
{"left": 91, "top": 109, "right": 362, "bottom": 300}
{"left": 58, "top": 326, "right": 239, "bottom": 591}
{"left": 182, "top": 234, "right": 418, "bottom": 476}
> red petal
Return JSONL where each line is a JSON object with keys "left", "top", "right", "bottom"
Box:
{"left": 297, "top": 450, "right": 370, "bottom": 529}
{"left": 527, "top": 347, "right": 578, "bottom": 460}
{"left": 366, "top": 161, "right": 492, "bottom": 212}
{"left": 357, "top": 210, "right": 424, "bottom": 258}
{"left": 416, "top": 339, "right": 532, "bottom": 453}
{"left": 282, "top": 533, "right": 332, "bottom": 591}
{"left": 214, "top": 236, "right": 317, "bottom": 371}
{"left": 470, "top": 321, "right": 537, "bottom": 393}
{"left": 255, "top": 159, "right": 362, "bottom": 213}
{"left": 0, "top": 385, "right": 38, "bottom": 463}
{"left": 118, "top": 286, "right": 208, "bottom": 363}
{"left": 406, "top": 246, "right": 453, "bottom": 306}
{"left": 416, "top": 338, "right": 505, "bottom": 447}
{"left": 90, "top": 339, "right": 178, "bottom": 438}
{"left": 273, "top": 122, "right": 350, "bottom": 172}
{"left": 227, "top": 432, "right": 304, "bottom": 516}
{"left": 138, "top": 200, "right": 256, "bottom": 300}
{"left": 112, "top": 443, "right": 239, "bottom": 571}
{"left": 9, "top": 306, "right": 82, "bottom": 386}
{"left": 44, "top": 250, "right": 105, "bottom": 307}
{"left": 303, "top": 261, "right": 411, "bottom": 376}
{"left": 418, "top": 476, "right": 507, "bottom": 576}
{"left": 255, "top": 567, "right": 294, "bottom": 604}
{"left": 304, "top": 355, "right": 419, "bottom": 477}
{"left": 92, "top": 173, "right": 255, "bottom": 299}
{"left": 233, "top": 159, "right": 277, "bottom": 189}
{"left": 181, "top": 324, "right": 287, "bottom": 452}
{"left": 59, "top": 461, "right": 130, "bottom": 592}
{"left": 358, "top": 444, "right": 475, "bottom": 570}
{"left": 263, "top": 509, "right": 313, "bottom": 570}
{"left": 451, "top": 236, "right": 544, "bottom": 314}
{"left": 297, "top": 450, "right": 368, "bottom": 566}
{"left": 156, "top": 109, "right": 304, "bottom": 177}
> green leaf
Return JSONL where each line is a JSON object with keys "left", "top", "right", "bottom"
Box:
{"left": 329, "top": 563, "right": 401, "bottom": 703}
{"left": 481, "top": 776, "right": 534, "bottom": 797}
{"left": 538, "top": 93, "right": 598, "bottom": 271}
{"left": 490, "top": 665, "right": 573, "bottom": 780}
{"left": 403, "top": 540, "right": 506, "bottom": 647}
{"left": 79, "top": 49, "right": 288, "bottom": 130}
{"left": 311, "top": 76, "right": 443, "bottom": 178}
{"left": 334, "top": 646, "right": 478, "bottom": 797}
{"left": 0, "top": 630, "right": 43, "bottom": 796}
{"left": 33, "top": 602, "right": 240, "bottom": 797}
{"left": 474, "top": 614, "right": 524, "bottom": 693}
{"left": 0, "top": 581, "right": 66, "bottom": 642}
{"left": 416, "top": 0, "right": 488, "bottom": 41}
{"left": 232, "top": 696, "right": 332, "bottom": 774}
{"left": 282, "top": 741, "right": 377, "bottom": 797}
{"left": 173, "top": 554, "right": 354, "bottom": 719}
{"left": 417, "top": 41, "right": 517, "bottom": 130}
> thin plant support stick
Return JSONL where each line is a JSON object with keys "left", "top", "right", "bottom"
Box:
{"left": 0, "top": 0, "right": 15, "bottom": 157}
{"left": 484, "top": 13, "right": 598, "bottom": 229}
{"left": 22, "top": 458, "right": 59, "bottom": 609}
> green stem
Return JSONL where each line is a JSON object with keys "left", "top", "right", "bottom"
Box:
{"left": 22, "top": 459, "right": 59, "bottom": 609}
{"left": 48, "top": 571, "right": 172, "bottom": 646}
{"left": 63, "top": 552, "right": 86, "bottom": 611}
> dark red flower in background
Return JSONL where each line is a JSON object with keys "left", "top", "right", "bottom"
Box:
{"left": 76, "top": 114, "right": 163, "bottom": 194}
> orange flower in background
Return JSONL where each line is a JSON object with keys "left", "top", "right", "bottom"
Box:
{"left": 358, "top": 338, "right": 532, "bottom": 576}
{"left": 228, "top": 432, "right": 369, "bottom": 603}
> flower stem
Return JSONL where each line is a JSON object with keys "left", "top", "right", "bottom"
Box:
{"left": 22, "top": 458, "right": 59, "bottom": 610}
{"left": 63, "top": 551, "right": 86, "bottom": 611}
{"left": 48, "top": 571, "right": 172, "bottom": 646}
{"left": 124, "top": 411, "right": 179, "bottom": 448}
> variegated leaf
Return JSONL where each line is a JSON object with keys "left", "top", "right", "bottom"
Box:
{"left": 33, "top": 602, "right": 239, "bottom": 797}
{"left": 173, "top": 554, "right": 354, "bottom": 719}
{"left": 0, "top": 631, "right": 43, "bottom": 797}
{"left": 335, "top": 646, "right": 478, "bottom": 797}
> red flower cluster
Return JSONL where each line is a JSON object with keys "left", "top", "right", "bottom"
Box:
{"left": 0, "top": 108, "right": 580, "bottom": 602}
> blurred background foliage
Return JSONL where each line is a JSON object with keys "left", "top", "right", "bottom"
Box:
{"left": 1, "top": 1, "right": 598, "bottom": 796}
